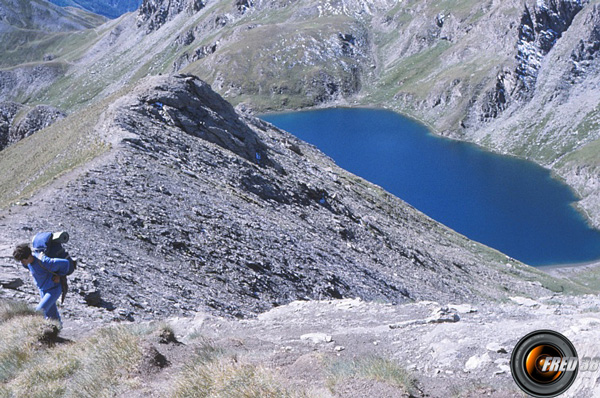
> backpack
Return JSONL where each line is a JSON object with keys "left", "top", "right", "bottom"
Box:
{"left": 32, "top": 231, "right": 76, "bottom": 275}
{"left": 32, "top": 231, "right": 77, "bottom": 303}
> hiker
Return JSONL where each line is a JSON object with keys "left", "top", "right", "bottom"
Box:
{"left": 12, "top": 242, "right": 71, "bottom": 326}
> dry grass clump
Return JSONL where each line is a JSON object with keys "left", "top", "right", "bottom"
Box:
{"left": 8, "top": 325, "right": 143, "bottom": 398}
{"left": 326, "top": 355, "right": 418, "bottom": 396}
{"left": 0, "top": 300, "right": 37, "bottom": 322}
{"left": 171, "top": 338, "right": 306, "bottom": 398}
{"left": 0, "top": 300, "right": 144, "bottom": 397}
{"left": 0, "top": 300, "right": 309, "bottom": 398}
{"left": 171, "top": 356, "right": 305, "bottom": 398}
{"left": 0, "top": 310, "right": 59, "bottom": 384}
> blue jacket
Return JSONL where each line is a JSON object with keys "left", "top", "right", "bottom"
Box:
{"left": 28, "top": 253, "right": 70, "bottom": 292}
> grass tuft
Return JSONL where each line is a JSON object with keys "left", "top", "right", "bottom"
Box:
{"left": 171, "top": 356, "right": 304, "bottom": 398}
{"left": 0, "top": 300, "right": 37, "bottom": 323}
{"left": 0, "top": 299, "right": 145, "bottom": 397}
{"left": 326, "top": 355, "right": 418, "bottom": 395}
{"left": 0, "top": 311, "right": 56, "bottom": 383}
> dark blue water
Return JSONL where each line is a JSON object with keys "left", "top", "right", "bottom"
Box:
{"left": 262, "top": 108, "right": 600, "bottom": 266}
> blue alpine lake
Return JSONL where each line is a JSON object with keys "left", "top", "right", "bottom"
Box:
{"left": 262, "top": 108, "right": 600, "bottom": 266}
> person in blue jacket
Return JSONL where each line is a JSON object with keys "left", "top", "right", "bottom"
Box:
{"left": 13, "top": 243, "right": 70, "bottom": 326}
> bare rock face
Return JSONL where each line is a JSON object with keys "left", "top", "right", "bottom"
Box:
{"left": 569, "top": 4, "right": 600, "bottom": 82}
{"left": 109, "top": 74, "right": 274, "bottom": 166}
{"left": 461, "top": 0, "right": 586, "bottom": 129}
{"left": 515, "top": 0, "right": 584, "bottom": 96}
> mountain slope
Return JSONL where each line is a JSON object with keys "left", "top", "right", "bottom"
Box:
{"left": 4, "top": 0, "right": 599, "bottom": 230}
{"left": 0, "top": 0, "right": 106, "bottom": 106}
{"left": 0, "top": 75, "right": 562, "bottom": 320}
{"left": 0, "top": 0, "right": 105, "bottom": 67}
{"left": 0, "top": 0, "right": 105, "bottom": 32}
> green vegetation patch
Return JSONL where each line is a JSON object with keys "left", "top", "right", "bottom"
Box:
{"left": 381, "top": 41, "right": 452, "bottom": 94}
{"left": 0, "top": 28, "right": 101, "bottom": 68}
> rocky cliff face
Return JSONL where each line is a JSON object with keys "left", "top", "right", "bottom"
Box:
{"left": 515, "top": 0, "right": 584, "bottom": 96}
{"left": 0, "top": 75, "right": 550, "bottom": 321}
{"left": 0, "top": 102, "right": 22, "bottom": 149}
{"left": 468, "top": 0, "right": 584, "bottom": 126}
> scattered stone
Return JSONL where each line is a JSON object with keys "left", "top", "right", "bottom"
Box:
{"left": 0, "top": 271, "right": 24, "bottom": 290}
{"left": 448, "top": 303, "right": 478, "bottom": 314}
{"left": 83, "top": 290, "right": 103, "bottom": 307}
{"left": 510, "top": 296, "right": 539, "bottom": 307}
{"left": 300, "top": 333, "right": 333, "bottom": 344}
{"left": 464, "top": 353, "right": 492, "bottom": 371}
{"left": 486, "top": 342, "right": 508, "bottom": 354}
{"left": 426, "top": 307, "right": 460, "bottom": 323}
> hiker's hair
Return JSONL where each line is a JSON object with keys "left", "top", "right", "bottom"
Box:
{"left": 13, "top": 243, "right": 32, "bottom": 261}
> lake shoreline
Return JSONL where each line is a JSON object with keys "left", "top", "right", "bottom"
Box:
{"left": 263, "top": 108, "right": 600, "bottom": 266}
{"left": 537, "top": 258, "right": 600, "bottom": 277}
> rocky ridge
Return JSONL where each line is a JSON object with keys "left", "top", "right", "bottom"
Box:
{"left": 0, "top": 75, "right": 554, "bottom": 322}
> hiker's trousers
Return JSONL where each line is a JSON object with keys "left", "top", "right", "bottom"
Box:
{"left": 37, "top": 285, "right": 62, "bottom": 323}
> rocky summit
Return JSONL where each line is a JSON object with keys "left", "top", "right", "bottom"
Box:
{"left": 0, "top": 75, "right": 551, "bottom": 321}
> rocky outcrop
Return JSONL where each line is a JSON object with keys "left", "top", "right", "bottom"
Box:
{"left": 568, "top": 4, "right": 600, "bottom": 82}
{"left": 172, "top": 43, "right": 217, "bottom": 72}
{"left": 0, "top": 103, "right": 66, "bottom": 151}
{"left": 11, "top": 105, "right": 66, "bottom": 144}
{"left": 112, "top": 75, "right": 274, "bottom": 166}
{"left": 515, "top": 0, "right": 584, "bottom": 97}
{"left": 464, "top": 0, "right": 585, "bottom": 128}
{"left": 0, "top": 102, "right": 23, "bottom": 150}
{"left": 136, "top": 0, "right": 205, "bottom": 32}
